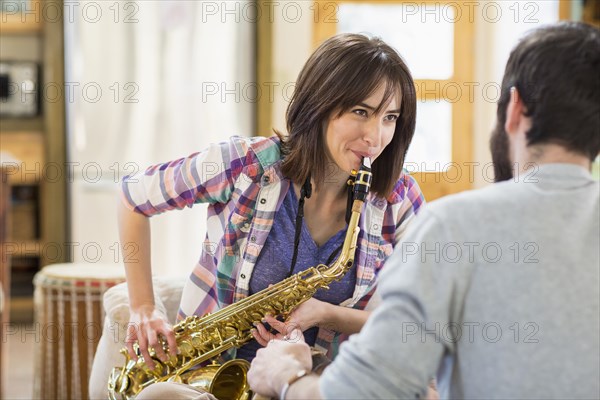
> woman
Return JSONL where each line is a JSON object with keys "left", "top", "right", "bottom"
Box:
{"left": 118, "top": 33, "right": 425, "bottom": 397}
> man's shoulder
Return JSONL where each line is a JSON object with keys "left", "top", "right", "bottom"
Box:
{"left": 425, "top": 181, "right": 515, "bottom": 220}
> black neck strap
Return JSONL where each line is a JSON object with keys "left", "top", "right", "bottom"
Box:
{"left": 287, "top": 176, "right": 353, "bottom": 277}
{"left": 289, "top": 175, "right": 311, "bottom": 276}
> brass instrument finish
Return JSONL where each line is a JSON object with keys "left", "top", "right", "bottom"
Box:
{"left": 108, "top": 158, "right": 373, "bottom": 400}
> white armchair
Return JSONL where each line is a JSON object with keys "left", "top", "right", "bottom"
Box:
{"left": 88, "top": 276, "right": 187, "bottom": 399}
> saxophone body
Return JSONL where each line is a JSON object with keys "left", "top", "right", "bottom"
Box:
{"left": 108, "top": 159, "right": 373, "bottom": 400}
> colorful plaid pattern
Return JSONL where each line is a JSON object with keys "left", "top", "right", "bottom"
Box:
{"left": 121, "top": 135, "right": 425, "bottom": 357}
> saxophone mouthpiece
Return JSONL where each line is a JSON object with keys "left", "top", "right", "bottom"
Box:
{"left": 353, "top": 157, "right": 372, "bottom": 201}
{"left": 362, "top": 157, "right": 371, "bottom": 170}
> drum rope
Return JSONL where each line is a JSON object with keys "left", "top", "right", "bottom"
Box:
{"left": 85, "top": 280, "right": 95, "bottom": 382}
{"left": 57, "top": 287, "right": 66, "bottom": 399}
{"left": 71, "top": 283, "right": 81, "bottom": 398}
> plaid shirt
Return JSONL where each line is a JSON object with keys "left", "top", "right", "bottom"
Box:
{"left": 121, "top": 135, "right": 425, "bottom": 357}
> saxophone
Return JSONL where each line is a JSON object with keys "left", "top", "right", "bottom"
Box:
{"left": 108, "top": 158, "right": 373, "bottom": 400}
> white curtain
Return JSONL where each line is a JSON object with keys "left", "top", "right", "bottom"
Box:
{"left": 65, "top": 1, "right": 254, "bottom": 276}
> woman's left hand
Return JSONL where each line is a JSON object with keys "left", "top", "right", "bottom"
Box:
{"left": 251, "top": 298, "right": 330, "bottom": 346}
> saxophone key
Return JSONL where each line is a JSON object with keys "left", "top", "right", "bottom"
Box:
{"left": 179, "top": 341, "right": 195, "bottom": 357}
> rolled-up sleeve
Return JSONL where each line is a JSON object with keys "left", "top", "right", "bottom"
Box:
{"left": 120, "top": 136, "right": 251, "bottom": 217}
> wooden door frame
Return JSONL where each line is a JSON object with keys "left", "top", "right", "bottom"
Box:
{"left": 313, "top": 0, "right": 474, "bottom": 200}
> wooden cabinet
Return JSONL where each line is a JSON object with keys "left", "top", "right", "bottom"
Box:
{"left": 0, "top": 158, "right": 17, "bottom": 394}
{"left": 0, "top": 134, "right": 43, "bottom": 321}
{"left": 0, "top": 0, "right": 67, "bottom": 324}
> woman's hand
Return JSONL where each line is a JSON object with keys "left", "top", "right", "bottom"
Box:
{"left": 125, "top": 304, "right": 177, "bottom": 369}
{"left": 251, "top": 298, "right": 330, "bottom": 346}
{"left": 287, "top": 298, "right": 331, "bottom": 331}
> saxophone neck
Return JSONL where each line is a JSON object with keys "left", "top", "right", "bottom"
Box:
{"left": 336, "top": 200, "right": 363, "bottom": 270}
{"left": 325, "top": 157, "right": 372, "bottom": 276}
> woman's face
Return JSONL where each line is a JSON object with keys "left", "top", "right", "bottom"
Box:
{"left": 324, "top": 84, "right": 401, "bottom": 173}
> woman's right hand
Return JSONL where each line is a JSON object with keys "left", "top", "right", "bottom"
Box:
{"left": 118, "top": 198, "right": 176, "bottom": 369}
{"left": 125, "top": 304, "right": 177, "bottom": 369}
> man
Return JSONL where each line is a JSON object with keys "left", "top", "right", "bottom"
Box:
{"left": 247, "top": 22, "right": 600, "bottom": 400}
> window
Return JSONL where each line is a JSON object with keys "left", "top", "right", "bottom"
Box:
{"left": 314, "top": 0, "right": 474, "bottom": 200}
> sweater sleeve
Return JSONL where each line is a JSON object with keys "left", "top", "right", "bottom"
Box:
{"left": 320, "top": 209, "right": 468, "bottom": 399}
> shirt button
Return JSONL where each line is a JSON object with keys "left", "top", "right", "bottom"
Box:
{"left": 263, "top": 176, "right": 270, "bottom": 183}
{"left": 250, "top": 236, "right": 256, "bottom": 242}
{"left": 260, "top": 198, "right": 266, "bottom": 204}
{"left": 240, "top": 274, "right": 246, "bottom": 279}
{"left": 373, "top": 224, "right": 379, "bottom": 230}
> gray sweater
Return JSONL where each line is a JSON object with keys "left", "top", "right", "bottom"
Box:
{"left": 320, "top": 163, "right": 600, "bottom": 399}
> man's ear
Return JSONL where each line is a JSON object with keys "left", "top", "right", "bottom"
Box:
{"left": 504, "top": 87, "right": 526, "bottom": 136}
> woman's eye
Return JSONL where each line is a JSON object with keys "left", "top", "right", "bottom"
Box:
{"left": 352, "top": 109, "right": 368, "bottom": 117}
{"left": 385, "top": 114, "right": 399, "bottom": 122}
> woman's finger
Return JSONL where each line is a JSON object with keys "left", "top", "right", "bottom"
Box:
{"left": 161, "top": 326, "right": 178, "bottom": 358}
{"left": 251, "top": 328, "right": 268, "bottom": 347}
{"left": 125, "top": 324, "right": 139, "bottom": 360}
{"left": 148, "top": 328, "right": 168, "bottom": 363}
{"left": 254, "top": 322, "right": 275, "bottom": 344}
{"left": 138, "top": 330, "right": 155, "bottom": 370}
{"left": 262, "top": 315, "right": 287, "bottom": 334}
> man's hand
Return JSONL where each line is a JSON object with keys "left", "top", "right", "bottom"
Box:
{"left": 248, "top": 329, "right": 313, "bottom": 397}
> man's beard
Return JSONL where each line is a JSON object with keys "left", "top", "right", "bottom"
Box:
{"left": 490, "top": 122, "right": 514, "bottom": 182}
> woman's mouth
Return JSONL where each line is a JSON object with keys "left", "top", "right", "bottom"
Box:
{"left": 351, "top": 150, "right": 372, "bottom": 161}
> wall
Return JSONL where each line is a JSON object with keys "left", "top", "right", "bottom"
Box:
{"left": 269, "top": 1, "right": 562, "bottom": 190}
{"left": 64, "top": 1, "right": 255, "bottom": 277}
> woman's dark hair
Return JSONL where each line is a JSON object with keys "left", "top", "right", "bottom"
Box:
{"left": 496, "top": 22, "right": 600, "bottom": 161}
{"left": 277, "top": 33, "right": 416, "bottom": 197}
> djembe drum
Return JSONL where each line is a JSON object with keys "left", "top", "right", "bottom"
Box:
{"left": 33, "top": 263, "right": 126, "bottom": 399}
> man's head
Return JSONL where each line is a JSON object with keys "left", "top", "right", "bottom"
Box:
{"left": 491, "top": 22, "right": 600, "bottom": 182}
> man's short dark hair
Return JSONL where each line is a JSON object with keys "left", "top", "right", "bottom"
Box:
{"left": 497, "top": 22, "right": 600, "bottom": 161}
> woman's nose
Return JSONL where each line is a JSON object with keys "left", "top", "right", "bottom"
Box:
{"left": 363, "top": 120, "right": 383, "bottom": 147}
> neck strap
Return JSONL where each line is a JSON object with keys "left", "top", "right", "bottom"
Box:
{"left": 289, "top": 175, "right": 311, "bottom": 276}
{"left": 287, "top": 176, "right": 353, "bottom": 277}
